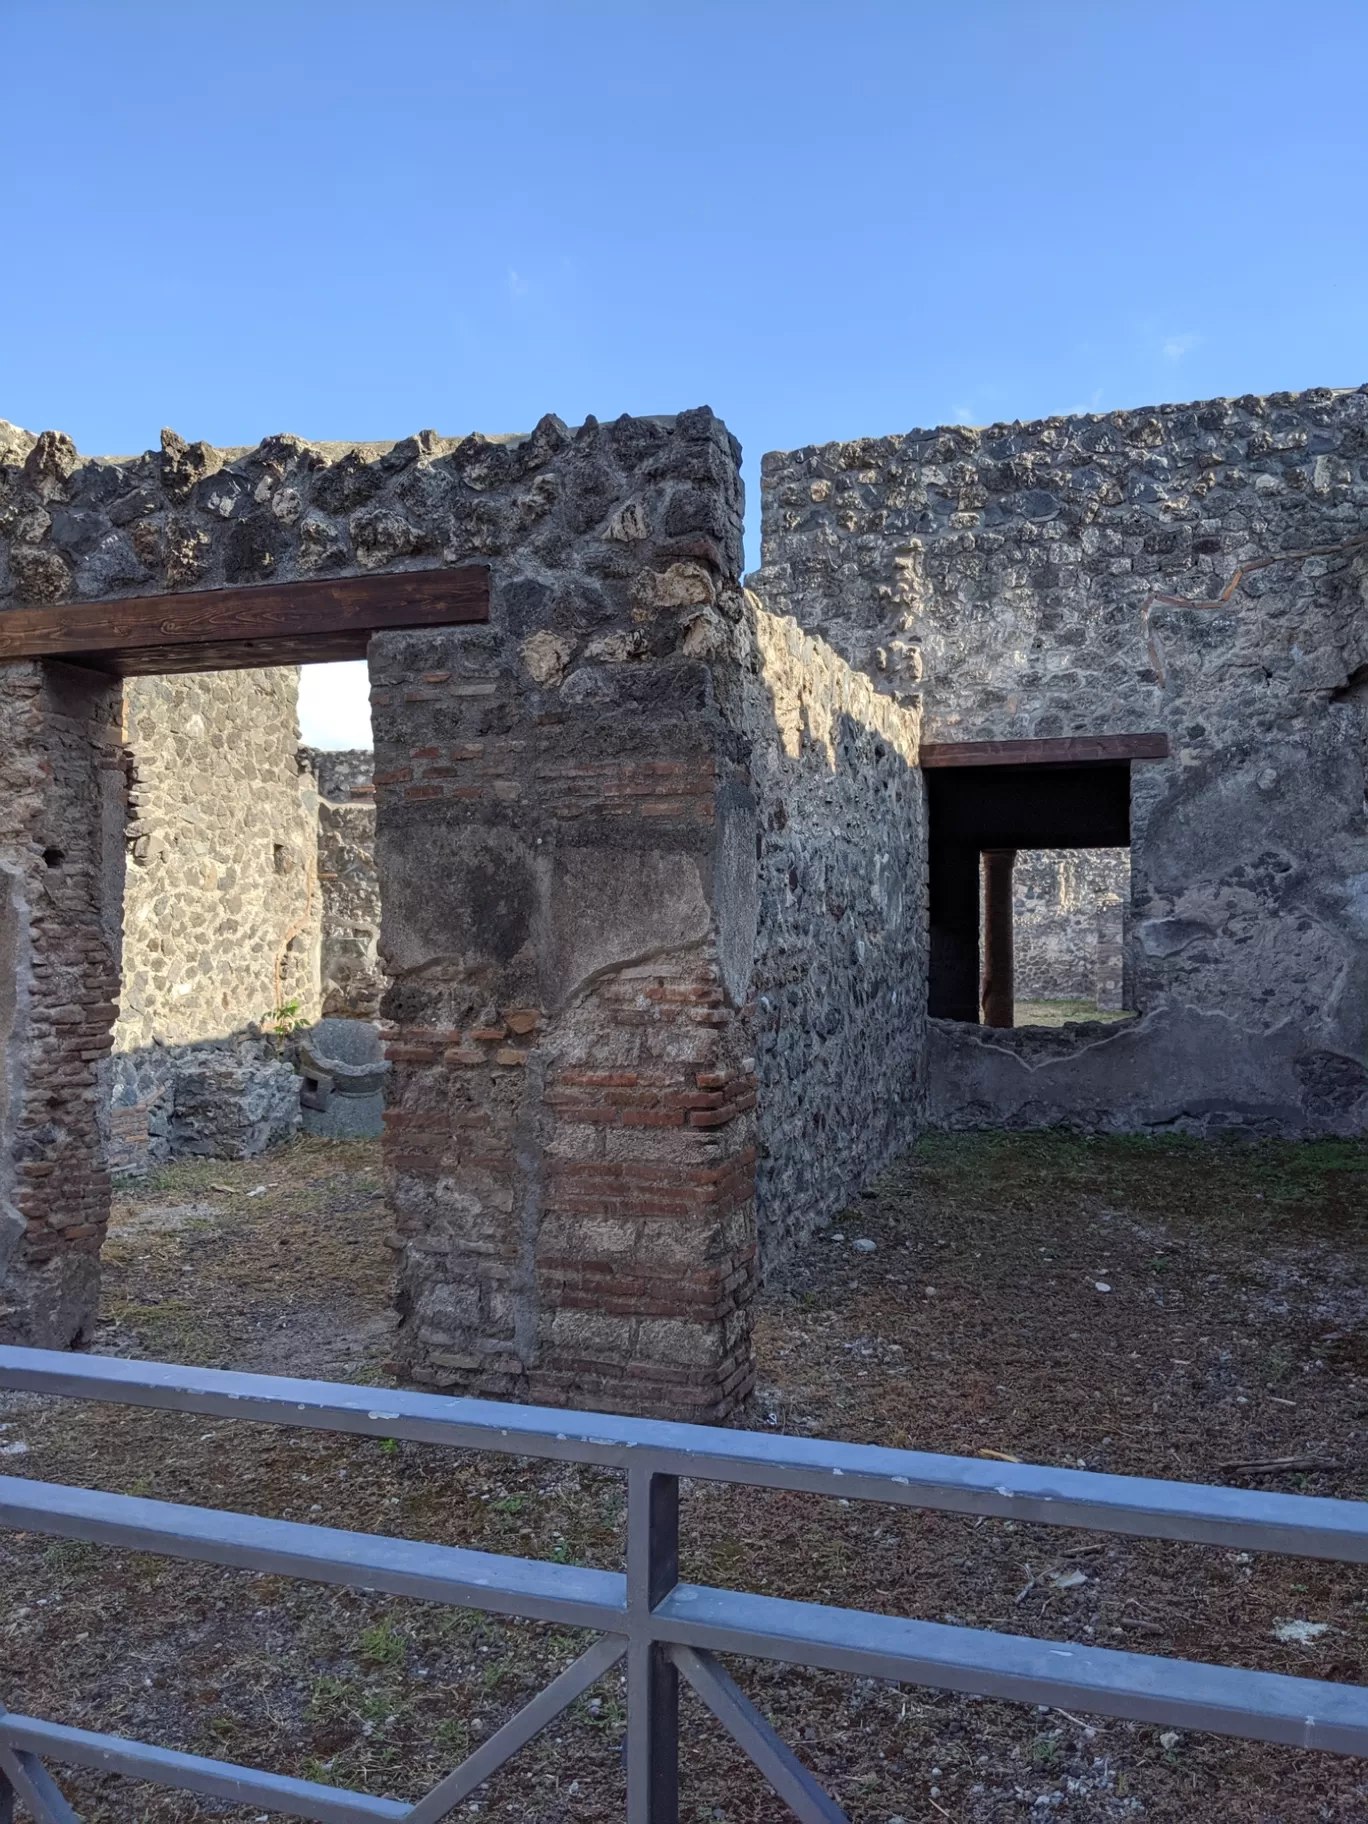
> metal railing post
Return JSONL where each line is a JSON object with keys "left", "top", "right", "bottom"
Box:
{"left": 7, "top": 1347, "right": 1368, "bottom": 1815}
{"left": 626, "top": 1467, "right": 679, "bottom": 1824}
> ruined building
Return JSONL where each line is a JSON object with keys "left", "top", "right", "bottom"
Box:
{"left": 0, "top": 383, "right": 1364, "bottom": 1416}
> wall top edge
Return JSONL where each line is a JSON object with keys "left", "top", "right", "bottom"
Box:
{"left": 758, "top": 382, "right": 1368, "bottom": 470}
{"left": 0, "top": 412, "right": 699, "bottom": 474}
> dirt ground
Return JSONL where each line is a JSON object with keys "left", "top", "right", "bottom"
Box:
{"left": 3, "top": 1130, "right": 1368, "bottom": 1824}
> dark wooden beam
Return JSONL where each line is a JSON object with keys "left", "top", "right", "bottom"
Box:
{"left": 0, "top": 566, "right": 490, "bottom": 676}
{"left": 919, "top": 733, "right": 1169, "bottom": 769}
{"left": 979, "top": 848, "right": 1017, "bottom": 1028}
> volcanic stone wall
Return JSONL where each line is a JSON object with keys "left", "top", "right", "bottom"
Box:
{"left": 105, "top": 670, "right": 319, "bottom": 1174}
{"left": 1014, "top": 848, "right": 1129, "bottom": 1007}
{"left": 366, "top": 409, "right": 761, "bottom": 1417}
{"left": 757, "top": 385, "right": 1368, "bottom": 1135}
{"left": 737, "top": 600, "right": 924, "bottom": 1259}
{"left": 307, "top": 748, "right": 386, "bottom": 1020}
{"left": 117, "top": 669, "right": 321, "bottom": 1051}
{"left": 0, "top": 406, "right": 932, "bottom": 1408}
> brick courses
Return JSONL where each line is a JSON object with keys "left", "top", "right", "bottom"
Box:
{"left": 0, "top": 660, "right": 123, "bottom": 1346}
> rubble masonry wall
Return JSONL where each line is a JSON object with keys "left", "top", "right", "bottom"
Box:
{"left": 756, "top": 385, "right": 1368, "bottom": 1135}
{"left": 307, "top": 748, "right": 386, "bottom": 1020}
{"left": 1013, "top": 848, "right": 1129, "bottom": 1008}
{"left": 739, "top": 601, "right": 925, "bottom": 1259}
{"left": 109, "top": 669, "right": 320, "bottom": 1171}
{"left": 117, "top": 669, "right": 320, "bottom": 1054}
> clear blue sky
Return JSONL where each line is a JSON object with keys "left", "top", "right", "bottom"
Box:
{"left": 5, "top": 1, "right": 1365, "bottom": 743}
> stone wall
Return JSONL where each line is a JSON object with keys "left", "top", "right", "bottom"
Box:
{"left": 757, "top": 386, "right": 1368, "bottom": 1136}
{"left": 306, "top": 748, "right": 385, "bottom": 1020}
{"left": 107, "top": 669, "right": 319, "bottom": 1172}
{"left": 1014, "top": 848, "right": 1129, "bottom": 1007}
{"left": 118, "top": 670, "right": 320, "bottom": 1050}
{"left": 738, "top": 600, "right": 924, "bottom": 1259}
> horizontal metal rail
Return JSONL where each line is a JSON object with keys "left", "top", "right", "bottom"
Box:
{"left": 3, "top": 1344, "right": 1365, "bottom": 1560}
{"left": 0, "top": 1475, "right": 624, "bottom": 1631}
{"left": 1, "top": 1343, "right": 1367, "bottom": 1824}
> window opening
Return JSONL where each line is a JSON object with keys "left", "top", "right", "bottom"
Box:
{"left": 926, "top": 760, "right": 1136, "bottom": 1027}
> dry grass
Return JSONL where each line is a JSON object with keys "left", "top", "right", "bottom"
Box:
{"left": 3, "top": 1130, "right": 1368, "bottom": 1822}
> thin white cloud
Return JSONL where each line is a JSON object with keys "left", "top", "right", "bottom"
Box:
{"left": 507, "top": 268, "right": 531, "bottom": 300}
{"left": 952, "top": 405, "right": 976, "bottom": 426}
{"left": 1161, "top": 332, "right": 1199, "bottom": 361}
{"left": 1062, "top": 387, "right": 1107, "bottom": 417}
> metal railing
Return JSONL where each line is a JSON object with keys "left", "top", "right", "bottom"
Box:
{"left": 1, "top": 1345, "right": 1367, "bottom": 1823}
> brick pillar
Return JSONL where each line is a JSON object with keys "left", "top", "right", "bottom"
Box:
{"left": 374, "top": 639, "right": 758, "bottom": 1420}
{"left": 0, "top": 661, "right": 124, "bottom": 1347}
{"left": 372, "top": 411, "right": 756, "bottom": 1421}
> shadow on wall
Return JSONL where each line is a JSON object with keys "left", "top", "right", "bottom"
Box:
{"left": 111, "top": 1016, "right": 392, "bottom": 1174}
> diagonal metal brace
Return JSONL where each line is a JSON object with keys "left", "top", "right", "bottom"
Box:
{"left": 0, "top": 1744, "right": 80, "bottom": 1824}
{"left": 402, "top": 1632, "right": 627, "bottom": 1824}
{"left": 669, "top": 1646, "right": 847, "bottom": 1824}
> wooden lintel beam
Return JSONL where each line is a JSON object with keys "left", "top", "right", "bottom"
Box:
{"left": 0, "top": 567, "right": 490, "bottom": 676}
{"left": 919, "top": 733, "right": 1170, "bottom": 769}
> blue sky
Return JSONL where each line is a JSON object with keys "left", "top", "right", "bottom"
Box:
{"left": 4, "top": 1, "right": 1365, "bottom": 744}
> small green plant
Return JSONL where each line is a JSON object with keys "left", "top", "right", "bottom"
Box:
{"left": 377, "top": 1437, "right": 399, "bottom": 1456}
{"left": 492, "top": 1494, "right": 525, "bottom": 1515}
{"left": 308, "top": 1674, "right": 358, "bottom": 1722}
{"left": 435, "top": 1717, "right": 470, "bottom": 1758}
{"left": 43, "top": 1538, "right": 98, "bottom": 1573}
{"left": 358, "top": 1620, "right": 406, "bottom": 1667}
{"left": 261, "top": 998, "right": 309, "bottom": 1038}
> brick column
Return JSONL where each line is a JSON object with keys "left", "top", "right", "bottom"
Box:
{"left": 371, "top": 410, "right": 757, "bottom": 1420}
{"left": 0, "top": 661, "right": 124, "bottom": 1347}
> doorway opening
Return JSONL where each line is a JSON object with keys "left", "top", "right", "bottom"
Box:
{"left": 925, "top": 758, "right": 1136, "bottom": 1029}
{"left": 0, "top": 568, "right": 488, "bottom": 1181}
